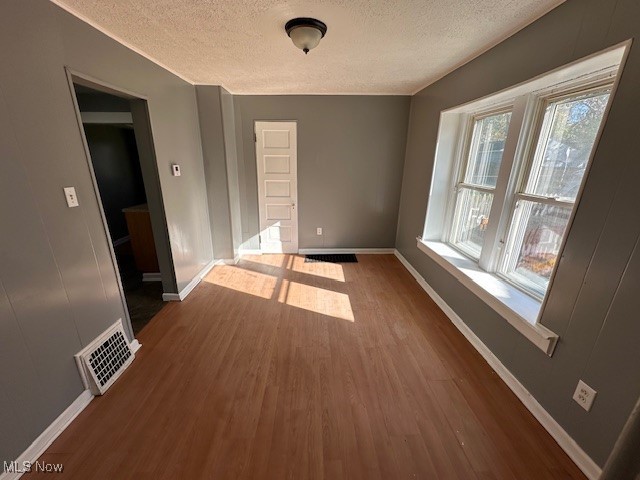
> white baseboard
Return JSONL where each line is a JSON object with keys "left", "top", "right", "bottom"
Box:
{"left": 130, "top": 339, "right": 142, "bottom": 354}
{"left": 112, "top": 235, "right": 130, "bottom": 247}
{"left": 238, "top": 249, "right": 262, "bottom": 256}
{"left": 142, "top": 272, "right": 162, "bottom": 282}
{"left": 393, "top": 249, "right": 602, "bottom": 480}
{"left": 0, "top": 390, "right": 94, "bottom": 480}
{"left": 298, "top": 248, "right": 395, "bottom": 255}
{"left": 162, "top": 292, "right": 181, "bottom": 301}
{"left": 239, "top": 248, "right": 394, "bottom": 256}
{"left": 162, "top": 259, "right": 216, "bottom": 302}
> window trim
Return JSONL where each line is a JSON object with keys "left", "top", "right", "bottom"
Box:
{"left": 416, "top": 238, "right": 559, "bottom": 355}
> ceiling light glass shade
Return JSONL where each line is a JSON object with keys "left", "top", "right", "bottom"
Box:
{"left": 289, "top": 26, "right": 323, "bottom": 53}
{"left": 285, "top": 18, "right": 327, "bottom": 54}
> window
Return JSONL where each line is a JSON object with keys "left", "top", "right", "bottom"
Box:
{"left": 420, "top": 45, "right": 626, "bottom": 353}
{"left": 440, "top": 81, "right": 612, "bottom": 299}
{"left": 499, "top": 87, "right": 611, "bottom": 296}
{"left": 450, "top": 110, "right": 512, "bottom": 259}
{"left": 443, "top": 82, "right": 613, "bottom": 300}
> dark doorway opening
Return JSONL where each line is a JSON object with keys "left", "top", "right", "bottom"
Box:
{"left": 74, "top": 84, "right": 165, "bottom": 334}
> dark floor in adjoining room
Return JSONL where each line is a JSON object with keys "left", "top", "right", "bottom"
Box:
{"left": 115, "top": 242, "right": 165, "bottom": 334}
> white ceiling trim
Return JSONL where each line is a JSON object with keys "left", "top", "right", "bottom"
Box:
{"left": 208, "top": 88, "right": 410, "bottom": 97}
{"left": 50, "top": 0, "right": 198, "bottom": 86}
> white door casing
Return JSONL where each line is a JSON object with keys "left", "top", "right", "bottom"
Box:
{"left": 255, "top": 121, "right": 298, "bottom": 253}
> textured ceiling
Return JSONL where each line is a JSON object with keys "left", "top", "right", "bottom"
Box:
{"left": 53, "top": 0, "right": 564, "bottom": 95}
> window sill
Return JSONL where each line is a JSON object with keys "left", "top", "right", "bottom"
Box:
{"left": 416, "top": 239, "right": 558, "bottom": 355}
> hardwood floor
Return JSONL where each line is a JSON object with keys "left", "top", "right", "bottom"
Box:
{"left": 28, "top": 254, "right": 585, "bottom": 479}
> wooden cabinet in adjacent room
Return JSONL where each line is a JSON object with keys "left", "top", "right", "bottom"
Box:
{"left": 122, "top": 203, "right": 159, "bottom": 273}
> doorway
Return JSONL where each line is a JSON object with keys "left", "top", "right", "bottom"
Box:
{"left": 255, "top": 121, "right": 299, "bottom": 253}
{"left": 68, "top": 73, "right": 175, "bottom": 336}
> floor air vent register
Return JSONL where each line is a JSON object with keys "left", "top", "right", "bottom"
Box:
{"left": 75, "top": 320, "right": 135, "bottom": 395}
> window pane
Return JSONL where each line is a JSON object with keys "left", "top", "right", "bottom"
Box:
{"left": 525, "top": 90, "right": 610, "bottom": 201}
{"left": 502, "top": 201, "right": 571, "bottom": 295}
{"left": 464, "top": 111, "right": 512, "bottom": 188}
{"left": 451, "top": 188, "right": 494, "bottom": 259}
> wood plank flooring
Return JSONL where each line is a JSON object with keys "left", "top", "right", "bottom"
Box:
{"left": 26, "top": 254, "right": 585, "bottom": 479}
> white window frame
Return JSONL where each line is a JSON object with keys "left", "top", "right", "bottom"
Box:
{"left": 446, "top": 105, "right": 513, "bottom": 261}
{"left": 419, "top": 43, "right": 629, "bottom": 355}
{"left": 496, "top": 82, "right": 615, "bottom": 299}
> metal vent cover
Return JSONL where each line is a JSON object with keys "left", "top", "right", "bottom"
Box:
{"left": 75, "top": 320, "right": 135, "bottom": 395}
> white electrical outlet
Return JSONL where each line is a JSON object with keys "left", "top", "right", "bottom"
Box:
{"left": 316, "top": 227, "right": 323, "bottom": 235}
{"left": 573, "top": 380, "right": 597, "bottom": 411}
{"left": 63, "top": 187, "right": 79, "bottom": 208}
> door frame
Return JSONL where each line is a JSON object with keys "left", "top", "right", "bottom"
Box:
{"left": 254, "top": 120, "right": 299, "bottom": 254}
{"left": 64, "top": 67, "right": 176, "bottom": 340}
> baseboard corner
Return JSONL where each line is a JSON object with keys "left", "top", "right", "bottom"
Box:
{"left": 215, "top": 258, "right": 238, "bottom": 265}
{"left": 199, "top": 259, "right": 216, "bottom": 279}
{"left": 163, "top": 259, "right": 216, "bottom": 302}
{"left": 162, "top": 292, "right": 181, "bottom": 302}
{"left": 130, "top": 339, "right": 142, "bottom": 353}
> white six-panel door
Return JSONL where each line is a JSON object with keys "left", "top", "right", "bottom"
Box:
{"left": 255, "top": 121, "right": 298, "bottom": 253}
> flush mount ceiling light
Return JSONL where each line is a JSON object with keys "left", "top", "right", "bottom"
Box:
{"left": 285, "top": 17, "right": 327, "bottom": 55}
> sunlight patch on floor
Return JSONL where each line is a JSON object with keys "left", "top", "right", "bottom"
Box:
{"left": 278, "top": 279, "right": 354, "bottom": 322}
{"left": 288, "top": 256, "right": 346, "bottom": 282}
{"left": 204, "top": 265, "right": 278, "bottom": 299}
{"left": 241, "top": 254, "right": 289, "bottom": 268}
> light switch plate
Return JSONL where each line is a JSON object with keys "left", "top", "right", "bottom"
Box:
{"left": 63, "top": 187, "right": 79, "bottom": 208}
{"left": 573, "top": 380, "right": 597, "bottom": 411}
{"left": 171, "top": 164, "right": 181, "bottom": 176}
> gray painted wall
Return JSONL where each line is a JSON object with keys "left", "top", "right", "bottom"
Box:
{"left": 196, "top": 86, "right": 234, "bottom": 260}
{"left": 220, "top": 88, "right": 243, "bottom": 257}
{"left": 234, "top": 95, "right": 411, "bottom": 250}
{"left": 395, "top": 0, "right": 640, "bottom": 466}
{"left": 0, "top": 0, "right": 212, "bottom": 462}
{"left": 195, "top": 85, "right": 243, "bottom": 261}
